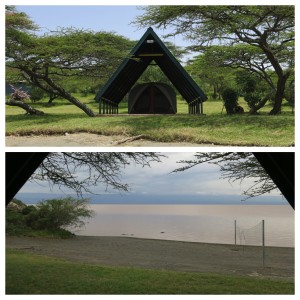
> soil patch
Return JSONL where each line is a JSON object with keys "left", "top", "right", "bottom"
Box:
{"left": 5, "top": 133, "right": 220, "bottom": 147}
{"left": 6, "top": 236, "right": 294, "bottom": 280}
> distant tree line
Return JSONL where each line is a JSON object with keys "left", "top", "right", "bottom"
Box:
{"left": 6, "top": 6, "right": 294, "bottom": 115}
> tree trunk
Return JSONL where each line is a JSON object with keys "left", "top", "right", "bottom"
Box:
{"left": 48, "top": 94, "right": 57, "bottom": 104}
{"left": 269, "top": 75, "right": 288, "bottom": 115}
{"left": 259, "top": 44, "right": 290, "bottom": 115}
{"left": 212, "top": 85, "right": 217, "bottom": 99}
{"left": 6, "top": 100, "right": 45, "bottom": 115}
{"left": 41, "top": 77, "right": 96, "bottom": 117}
{"left": 249, "top": 95, "right": 271, "bottom": 114}
{"left": 63, "top": 92, "right": 96, "bottom": 117}
{"left": 22, "top": 68, "right": 96, "bottom": 117}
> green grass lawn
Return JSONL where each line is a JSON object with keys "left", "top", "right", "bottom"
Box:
{"left": 5, "top": 95, "right": 294, "bottom": 146}
{"left": 6, "top": 249, "right": 294, "bottom": 295}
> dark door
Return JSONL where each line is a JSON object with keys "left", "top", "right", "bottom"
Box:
{"left": 133, "top": 85, "right": 170, "bottom": 114}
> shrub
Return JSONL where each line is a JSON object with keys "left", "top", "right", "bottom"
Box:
{"left": 9, "top": 85, "right": 30, "bottom": 102}
{"left": 221, "top": 88, "right": 238, "bottom": 114}
{"left": 29, "top": 86, "right": 45, "bottom": 102}
{"left": 244, "top": 93, "right": 261, "bottom": 111}
{"left": 26, "top": 197, "right": 94, "bottom": 231}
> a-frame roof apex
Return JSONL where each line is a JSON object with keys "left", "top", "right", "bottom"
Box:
{"left": 95, "top": 27, "right": 207, "bottom": 104}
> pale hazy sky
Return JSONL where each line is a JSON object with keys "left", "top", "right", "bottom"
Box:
{"left": 17, "top": 152, "right": 287, "bottom": 205}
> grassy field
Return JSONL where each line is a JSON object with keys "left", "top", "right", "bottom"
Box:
{"left": 6, "top": 249, "right": 294, "bottom": 295}
{"left": 5, "top": 95, "right": 294, "bottom": 146}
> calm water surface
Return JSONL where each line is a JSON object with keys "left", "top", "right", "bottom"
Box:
{"left": 75, "top": 205, "right": 294, "bottom": 247}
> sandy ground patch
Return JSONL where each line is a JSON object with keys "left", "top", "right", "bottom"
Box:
{"left": 5, "top": 133, "right": 220, "bottom": 147}
{"left": 6, "top": 236, "right": 294, "bottom": 280}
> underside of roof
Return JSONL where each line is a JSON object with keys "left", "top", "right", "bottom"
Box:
{"left": 95, "top": 27, "right": 207, "bottom": 114}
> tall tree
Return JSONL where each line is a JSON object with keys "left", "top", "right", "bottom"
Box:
{"left": 6, "top": 7, "right": 134, "bottom": 116}
{"left": 135, "top": 5, "right": 294, "bottom": 114}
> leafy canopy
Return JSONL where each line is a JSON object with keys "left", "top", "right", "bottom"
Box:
{"left": 135, "top": 5, "right": 294, "bottom": 114}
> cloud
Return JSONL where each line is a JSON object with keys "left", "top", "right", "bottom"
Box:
{"left": 17, "top": 152, "right": 283, "bottom": 200}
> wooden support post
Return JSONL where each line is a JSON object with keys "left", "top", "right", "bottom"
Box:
{"left": 262, "top": 220, "right": 265, "bottom": 267}
{"left": 196, "top": 102, "right": 200, "bottom": 114}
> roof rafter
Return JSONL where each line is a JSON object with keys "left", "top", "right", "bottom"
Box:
{"left": 95, "top": 27, "right": 207, "bottom": 112}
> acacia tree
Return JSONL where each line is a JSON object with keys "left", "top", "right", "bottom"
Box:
{"left": 199, "top": 45, "right": 281, "bottom": 113}
{"left": 135, "top": 5, "right": 294, "bottom": 114}
{"left": 6, "top": 6, "right": 134, "bottom": 116}
{"left": 186, "top": 53, "right": 235, "bottom": 100}
{"left": 31, "top": 152, "right": 163, "bottom": 196}
{"left": 172, "top": 152, "right": 278, "bottom": 200}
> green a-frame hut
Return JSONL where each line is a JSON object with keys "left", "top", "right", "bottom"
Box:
{"left": 95, "top": 27, "right": 207, "bottom": 114}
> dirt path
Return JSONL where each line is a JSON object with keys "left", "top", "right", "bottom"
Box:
{"left": 6, "top": 236, "right": 294, "bottom": 280}
{"left": 5, "top": 133, "right": 220, "bottom": 147}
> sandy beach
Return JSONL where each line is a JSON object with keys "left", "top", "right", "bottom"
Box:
{"left": 6, "top": 235, "right": 294, "bottom": 280}
{"left": 5, "top": 133, "right": 220, "bottom": 147}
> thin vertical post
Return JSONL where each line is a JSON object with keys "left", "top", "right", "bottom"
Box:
{"left": 234, "top": 220, "right": 237, "bottom": 246}
{"left": 262, "top": 220, "right": 265, "bottom": 267}
{"left": 196, "top": 102, "right": 200, "bottom": 114}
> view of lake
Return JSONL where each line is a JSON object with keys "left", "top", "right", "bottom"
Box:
{"left": 75, "top": 204, "right": 294, "bottom": 248}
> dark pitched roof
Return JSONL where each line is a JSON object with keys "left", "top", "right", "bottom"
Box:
{"left": 95, "top": 27, "right": 207, "bottom": 105}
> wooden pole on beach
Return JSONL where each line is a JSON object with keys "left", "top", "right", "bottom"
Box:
{"left": 262, "top": 220, "right": 265, "bottom": 267}
{"left": 234, "top": 220, "right": 237, "bottom": 246}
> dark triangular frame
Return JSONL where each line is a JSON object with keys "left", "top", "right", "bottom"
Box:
{"left": 95, "top": 27, "right": 207, "bottom": 114}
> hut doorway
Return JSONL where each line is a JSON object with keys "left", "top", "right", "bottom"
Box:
{"left": 128, "top": 82, "right": 177, "bottom": 114}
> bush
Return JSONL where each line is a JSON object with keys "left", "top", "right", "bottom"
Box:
{"left": 26, "top": 197, "right": 94, "bottom": 231}
{"left": 6, "top": 209, "right": 26, "bottom": 227}
{"left": 22, "top": 205, "right": 37, "bottom": 215}
{"left": 29, "top": 86, "right": 45, "bottom": 102}
{"left": 6, "top": 197, "right": 93, "bottom": 238}
{"left": 244, "top": 93, "right": 261, "bottom": 111}
{"left": 221, "top": 88, "right": 238, "bottom": 114}
{"left": 6, "top": 209, "right": 32, "bottom": 236}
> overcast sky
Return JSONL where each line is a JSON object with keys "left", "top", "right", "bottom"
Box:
{"left": 16, "top": 152, "right": 286, "bottom": 205}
